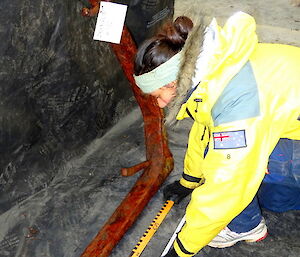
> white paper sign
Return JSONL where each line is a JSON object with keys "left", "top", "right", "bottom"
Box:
{"left": 93, "top": 2, "right": 128, "bottom": 44}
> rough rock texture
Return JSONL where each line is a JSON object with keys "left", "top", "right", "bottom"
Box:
{"left": 0, "top": 0, "right": 136, "bottom": 212}
{"left": 0, "top": 0, "right": 175, "bottom": 214}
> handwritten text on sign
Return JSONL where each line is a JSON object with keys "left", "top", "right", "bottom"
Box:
{"left": 93, "top": 2, "right": 128, "bottom": 44}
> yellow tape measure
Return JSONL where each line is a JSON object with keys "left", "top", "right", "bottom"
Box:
{"left": 129, "top": 200, "right": 174, "bottom": 257}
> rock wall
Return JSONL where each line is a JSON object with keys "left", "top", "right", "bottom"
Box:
{"left": 0, "top": 0, "right": 136, "bottom": 211}
{"left": 0, "top": 0, "right": 175, "bottom": 213}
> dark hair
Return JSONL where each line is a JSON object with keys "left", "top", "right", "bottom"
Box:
{"left": 134, "top": 16, "right": 193, "bottom": 76}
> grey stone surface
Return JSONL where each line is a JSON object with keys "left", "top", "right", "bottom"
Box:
{"left": 0, "top": 0, "right": 136, "bottom": 213}
{"left": 175, "top": 0, "right": 300, "bottom": 46}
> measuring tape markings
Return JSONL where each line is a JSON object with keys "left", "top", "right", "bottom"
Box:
{"left": 130, "top": 200, "right": 174, "bottom": 257}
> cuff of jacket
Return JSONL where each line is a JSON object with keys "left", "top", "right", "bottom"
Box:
{"left": 174, "top": 236, "right": 196, "bottom": 257}
{"left": 180, "top": 173, "right": 204, "bottom": 189}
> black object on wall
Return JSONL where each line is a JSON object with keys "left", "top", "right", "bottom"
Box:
{"left": 123, "top": 0, "right": 175, "bottom": 46}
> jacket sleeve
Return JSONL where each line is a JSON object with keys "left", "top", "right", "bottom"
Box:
{"left": 180, "top": 122, "right": 209, "bottom": 189}
{"left": 174, "top": 116, "right": 281, "bottom": 256}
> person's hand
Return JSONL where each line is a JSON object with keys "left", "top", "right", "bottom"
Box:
{"left": 163, "top": 180, "right": 193, "bottom": 204}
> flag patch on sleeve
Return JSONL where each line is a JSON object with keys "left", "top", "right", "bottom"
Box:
{"left": 213, "top": 130, "right": 247, "bottom": 149}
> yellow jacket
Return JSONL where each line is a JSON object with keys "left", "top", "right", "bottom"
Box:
{"left": 174, "top": 12, "right": 300, "bottom": 256}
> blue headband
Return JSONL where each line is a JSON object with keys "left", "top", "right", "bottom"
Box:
{"left": 133, "top": 51, "right": 182, "bottom": 93}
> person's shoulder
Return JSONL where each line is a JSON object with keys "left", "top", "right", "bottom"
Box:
{"left": 225, "top": 11, "right": 256, "bottom": 30}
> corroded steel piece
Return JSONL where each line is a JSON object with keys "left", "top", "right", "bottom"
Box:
{"left": 80, "top": 1, "right": 174, "bottom": 256}
{"left": 121, "top": 160, "right": 151, "bottom": 177}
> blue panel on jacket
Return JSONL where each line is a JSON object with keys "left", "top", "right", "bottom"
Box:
{"left": 212, "top": 61, "right": 260, "bottom": 126}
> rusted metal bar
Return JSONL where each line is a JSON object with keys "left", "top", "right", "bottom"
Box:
{"left": 121, "top": 160, "right": 151, "bottom": 177}
{"left": 81, "top": 0, "right": 100, "bottom": 16}
{"left": 80, "top": 1, "right": 174, "bottom": 256}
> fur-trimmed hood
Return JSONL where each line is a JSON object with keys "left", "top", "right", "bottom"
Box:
{"left": 165, "top": 12, "right": 258, "bottom": 126}
{"left": 164, "top": 12, "right": 207, "bottom": 125}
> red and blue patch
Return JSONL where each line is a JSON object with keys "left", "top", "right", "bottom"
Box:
{"left": 213, "top": 130, "right": 247, "bottom": 149}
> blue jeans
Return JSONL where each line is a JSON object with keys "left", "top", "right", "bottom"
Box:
{"left": 228, "top": 138, "right": 300, "bottom": 233}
